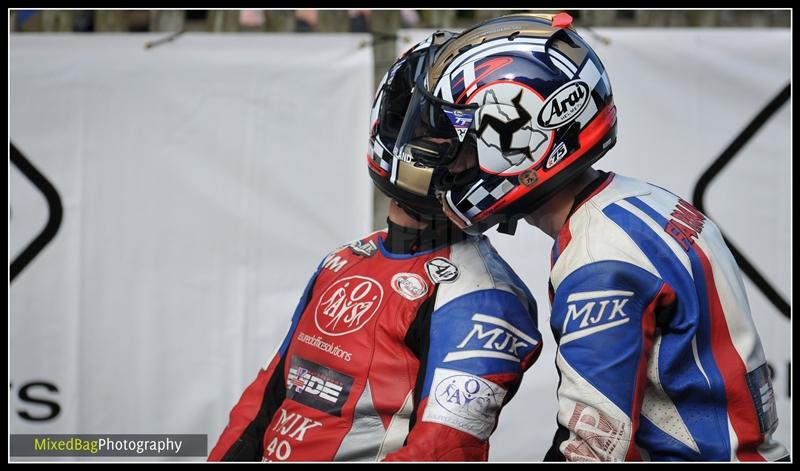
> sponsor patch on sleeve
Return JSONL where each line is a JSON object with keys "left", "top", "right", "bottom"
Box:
{"left": 444, "top": 313, "right": 538, "bottom": 364}
{"left": 421, "top": 368, "right": 507, "bottom": 440}
{"left": 745, "top": 363, "right": 779, "bottom": 434}
{"left": 561, "top": 402, "right": 628, "bottom": 461}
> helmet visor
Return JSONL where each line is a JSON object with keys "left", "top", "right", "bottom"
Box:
{"left": 375, "top": 51, "right": 424, "bottom": 146}
{"left": 394, "top": 64, "right": 479, "bottom": 168}
{"left": 375, "top": 31, "right": 458, "bottom": 150}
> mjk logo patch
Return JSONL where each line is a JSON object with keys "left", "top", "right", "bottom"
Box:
{"left": 560, "top": 290, "right": 633, "bottom": 345}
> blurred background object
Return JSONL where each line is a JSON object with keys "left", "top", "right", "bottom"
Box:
{"left": 11, "top": 9, "right": 792, "bottom": 33}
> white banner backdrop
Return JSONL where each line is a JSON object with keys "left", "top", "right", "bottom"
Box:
{"left": 399, "top": 28, "right": 791, "bottom": 460}
{"left": 10, "top": 33, "right": 373, "bottom": 458}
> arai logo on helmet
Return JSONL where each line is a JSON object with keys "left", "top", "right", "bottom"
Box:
{"left": 537, "top": 80, "right": 591, "bottom": 130}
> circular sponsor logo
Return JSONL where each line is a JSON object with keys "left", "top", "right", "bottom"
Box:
{"left": 434, "top": 374, "right": 501, "bottom": 421}
{"left": 314, "top": 276, "right": 384, "bottom": 336}
{"left": 390, "top": 272, "right": 429, "bottom": 301}
{"left": 425, "top": 257, "right": 460, "bottom": 284}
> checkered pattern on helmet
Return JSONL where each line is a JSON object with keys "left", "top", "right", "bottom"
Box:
{"left": 371, "top": 136, "right": 393, "bottom": 173}
{"left": 457, "top": 177, "right": 516, "bottom": 218}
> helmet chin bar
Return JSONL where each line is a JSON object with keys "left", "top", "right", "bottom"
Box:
{"left": 370, "top": 169, "right": 450, "bottom": 225}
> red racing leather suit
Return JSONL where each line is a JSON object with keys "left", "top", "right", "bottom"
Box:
{"left": 209, "top": 228, "right": 542, "bottom": 461}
